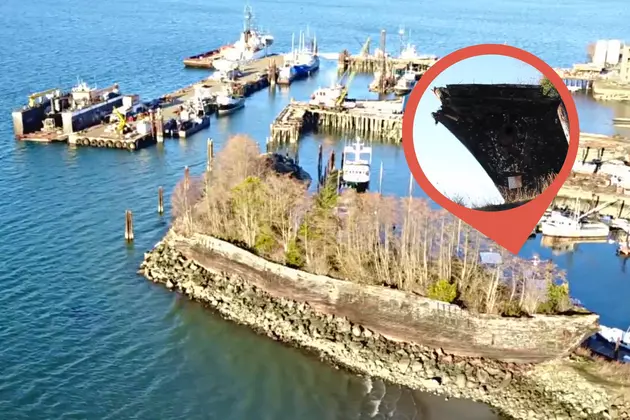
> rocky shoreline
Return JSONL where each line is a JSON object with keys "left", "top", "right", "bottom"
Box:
{"left": 139, "top": 237, "right": 622, "bottom": 420}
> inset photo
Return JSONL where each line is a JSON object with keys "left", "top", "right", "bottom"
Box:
{"left": 412, "top": 55, "right": 570, "bottom": 211}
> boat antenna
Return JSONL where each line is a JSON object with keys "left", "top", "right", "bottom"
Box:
{"left": 244, "top": 4, "right": 253, "bottom": 32}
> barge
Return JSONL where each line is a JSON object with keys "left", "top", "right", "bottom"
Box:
{"left": 12, "top": 81, "right": 138, "bottom": 143}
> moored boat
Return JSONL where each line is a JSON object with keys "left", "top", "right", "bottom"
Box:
{"left": 216, "top": 86, "right": 245, "bottom": 115}
{"left": 341, "top": 137, "right": 372, "bottom": 192}
{"left": 183, "top": 5, "right": 273, "bottom": 69}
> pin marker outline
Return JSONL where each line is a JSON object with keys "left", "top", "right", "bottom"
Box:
{"left": 402, "top": 44, "right": 580, "bottom": 255}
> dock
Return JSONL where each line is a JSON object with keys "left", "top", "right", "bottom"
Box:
{"left": 268, "top": 99, "right": 403, "bottom": 144}
{"left": 12, "top": 55, "right": 283, "bottom": 151}
{"left": 338, "top": 51, "right": 437, "bottom": 74}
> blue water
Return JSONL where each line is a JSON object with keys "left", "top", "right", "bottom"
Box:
{"left": 2, "top": 0, "right": 630, "bottom": 418}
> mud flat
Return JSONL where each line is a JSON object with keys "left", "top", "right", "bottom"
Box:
{"left": 136, "top": 229, "right": 630, "bottom": 420}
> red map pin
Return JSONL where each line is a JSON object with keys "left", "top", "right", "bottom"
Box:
{"left": 402, "top": 44, "right": 579, "bottom": 255}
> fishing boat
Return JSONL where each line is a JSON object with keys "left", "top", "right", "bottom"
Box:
{"left": 341, "top": 137, "right": 372, "bottom": 192}
{"left": 293, "top": 31, "right": 319, "bottom": 77}
{"left": 393, "top": 68, "right": 417, "bottom": 95}
{"left": 277, "top": 59, "right": 298, "bottom": 85}
{"left": 216, "top": 86, "right": 245, "bottom": 115}
{"left": 277, "top": 33, "right": 300, "bottom": 85}
{"left": 541, "top": 211, "right": 610, "bottom": 238}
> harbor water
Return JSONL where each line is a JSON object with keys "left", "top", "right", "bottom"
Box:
{"left": 2, "top": 0, "right": 630, "bottom": 418}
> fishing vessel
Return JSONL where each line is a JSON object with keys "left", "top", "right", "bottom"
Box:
{"left": 393, "top": 68, "right": 417, "bottom": 95}
{"left": 341, "top": 137, "right": 372, "bottom": 192}
{"left": 293, "top": 31, "right": 319, "bottom": 77}
{"left": 183, "top": 5, "right": 273, "bottom": 69}
{"left": 216, "top": 86, "right": 245, "bottom": 115}
{"left": 277, "top": 33, "right": 301, "bottom": 85}
{"left": 277, "top": 59, "right": 298, "bottom": 85}
{"left": 541, "top": 211, "right": 610, "bottom": 238}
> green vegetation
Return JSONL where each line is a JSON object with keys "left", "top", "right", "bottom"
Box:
{"left": 172, "top": 135, "right": 575, "bottom": 316}
{"left": 540, "top": 77, "right": 560, "bottom": 98}
{"left": 428, "top": 279, "right": 458, "bottom": 303}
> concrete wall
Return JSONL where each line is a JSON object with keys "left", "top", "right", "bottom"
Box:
{"left": 173, "top": 232, "right": 599, "bottom": 363}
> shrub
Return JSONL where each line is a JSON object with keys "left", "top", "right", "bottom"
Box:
{"left": 538, "top": 281, "right": 570, "bottom": 314}
{"left": 285, "top": 239, "right": 305, "bottom": 268}
{"left": 428, "top": 279, "right": 457, "bottom": 303}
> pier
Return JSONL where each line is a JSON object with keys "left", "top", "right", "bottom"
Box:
{"left": 268, "top": 99, "right": 404, "bottom": 145}
{"left": 12, "top": 56, "right": 283, "bottom": 151}
{"left": 338, "top": 51, "right": 437, "bottom": 74}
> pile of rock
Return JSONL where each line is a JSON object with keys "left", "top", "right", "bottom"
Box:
{"left": 138, "top": 239, "right": 621, "bottom": 420}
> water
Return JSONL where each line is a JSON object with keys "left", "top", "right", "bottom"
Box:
{"left": 2, "top": 0, "right": 630, "bottom": 418}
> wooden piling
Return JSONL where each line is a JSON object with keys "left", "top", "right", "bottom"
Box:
{"left": 317, "top": 144, "right": 323, "bottom": 188}
{"left": 184, "top": 166, "right": 190, "bottom": 190}
{"left": 207, "top": 139, "right": 214, "bottom": 172}
{"left": 158, "top": 187, "right": 164, "bottom": 214}
{"left": 379, "top": 161, "right": 384, "bottom": 194}
{"left": 125, "top": 210, "right": 134, "bottom": 241}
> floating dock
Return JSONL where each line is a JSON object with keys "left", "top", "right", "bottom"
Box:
{"left": 268, "top": 99, "right": 403, "bottom": 144}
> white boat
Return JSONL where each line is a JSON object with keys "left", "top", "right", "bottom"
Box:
{"left": 341, "top": 137, "right": 372, "bottom": 192}
{"left": 598, "top": 325, "right": 630, "bottom": 350}
{"left": 393, "top": 69, "right": 417, "bottom": 95}
{"left": 277, "top": 59, "right": 297, "bottom": 85}
{"left": 216, "top": 86, "right": 245, "bottom": 115}
{"left": 309, "top": 83, "right": 346, "bottom": 107}
{"left": 541, "top": 211, "right": 610, "bottom": 238}
{"left": 214, "top": 6, "right": 273, "bottom": 67}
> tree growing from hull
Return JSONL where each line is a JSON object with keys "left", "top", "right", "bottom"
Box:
{"left": 174, "top": 134, "right": 573, "bottom": 316}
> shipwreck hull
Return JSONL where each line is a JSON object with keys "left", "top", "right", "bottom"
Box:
{"left": 432, "top": 84, "right": 569, "bottom": 198}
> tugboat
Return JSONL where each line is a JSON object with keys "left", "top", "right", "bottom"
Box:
{"left": 341, "top": 137, "right": 372, "bottom": 192}
{"left": 216, "top": 85, "right": 245, "bottom": 115}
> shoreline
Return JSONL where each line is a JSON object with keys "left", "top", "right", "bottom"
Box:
{"left": 139, "top": 231, "right": 624, "bottom": 420}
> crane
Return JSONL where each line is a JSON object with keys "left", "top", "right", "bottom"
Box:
{"left": 28, "top": 88, "right": 61, "bottom": 108}
{"left": 335, "top": 37, "right": 371, "bottom": 107}
{"left": 113, "top": 108, "right": 127, "bottom": 134}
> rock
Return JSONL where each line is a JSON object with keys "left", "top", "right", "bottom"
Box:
{"left": 137, "top": 239, "right": 619, "bottom": 420}
{"left": 455, "top": 373, "right": 467, "bottom": 388}
{"left": 420, "top": 378, "right": 441, "bottom": 390}
{"left": 476, "top": 368, "right": 490, "bottom": 384}
{"left": 410, "top": 360, "right": 423, "bottom": 373}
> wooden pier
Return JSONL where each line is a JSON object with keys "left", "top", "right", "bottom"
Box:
{"left": 268, "top": 99, "right": 404, "bottom": 144}
{"left": 338, "top": 51, "right": 437, "bottom": 74}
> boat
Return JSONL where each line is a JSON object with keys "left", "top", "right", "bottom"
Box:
{"left": 222, "top": 5, "right": 273, "bottom": 62}
{"left": 393, "top": 68, "right": 417, "bottom": 95}
{"left": 277, "top": 33, "right": 300, "bottom": 85}
{"left": 541, "top": 210, "right": 610, "bottom": 238}
{"left": 277, "top": 59, "right": 298, "bottom": 85}
{"left": 292, "top": 32, "right": 319, "bottom": 77}
{"left": 341, "top": 137, "right": 372, "bottom": 192}
{"left": 183, "top": 5, "right": 273, "bottom": 69}
{"left": 309, "top": 84, "right": 346, "bottom": 107}
{"left": 216, "top": 86, "right": 245, "bottom": 115}
{"left": 585, "top": 325, "right": 630, "bottom": 363}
